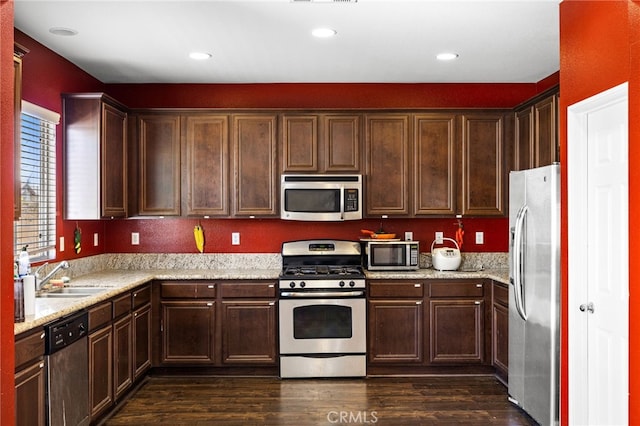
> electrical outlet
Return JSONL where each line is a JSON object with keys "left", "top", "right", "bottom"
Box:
{"left": 59, "top": 236, "right": 65, "bottom": 252}
{"left": 404, "top": 231, "right": 413, "bottom": 241}
{"left": 232, "top": 232, "right": 240, "bottom": 245}
{"left": 131, "top": 232, "right": 140, "bottom": 245}
{"left": 476, "top": 231, "right": 484, "bottom": 244}
{"left": 435, "top": 232, "right": 444, "bottom": 244}
{"left": 94, "top": 233, "right": 99, "bottom": 246}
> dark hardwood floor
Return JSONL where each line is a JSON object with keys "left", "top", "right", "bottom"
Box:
{"left": 103, "top": 375, "right": 537, "bottom": 425}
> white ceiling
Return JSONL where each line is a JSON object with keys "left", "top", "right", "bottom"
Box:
{"left": 14, "top": 0, "right": 559, "bottom": 84}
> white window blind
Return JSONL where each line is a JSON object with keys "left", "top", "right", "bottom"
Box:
{"left": 14, "top": 101, "right": 59, "bottom": 262}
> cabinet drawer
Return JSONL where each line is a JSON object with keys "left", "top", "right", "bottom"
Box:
{"left": 493, "top": 282, "right": 509, "bottom": 306}
{"left": 15, "top": 329, "right": 45, "bottom": 370}
{"left": 161, "top": 282, "right": 198, "bottom": 298}
{"left": 132, "top": 285, "right": 151, "bottom": 308}
{"left": 220, "top": 282, "right": 276, "bottom": 298}
{"left": 160, "top": 282, "right": 216, "bottom": 298}
{"left": 368, "top": 281, "right": 425, "bottom": 298}
{"left": 113, "top": 293, "right": 132, "bottom": 318}
{"left": 429, "top": 281, "right": 484, "bottom": 298}
{"left": 89, "top": 301, "right": 113, "bottom": 331}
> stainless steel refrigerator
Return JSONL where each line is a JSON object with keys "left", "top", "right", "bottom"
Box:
{"left": 508, "top": 164, "right": 560, "bottom": 426}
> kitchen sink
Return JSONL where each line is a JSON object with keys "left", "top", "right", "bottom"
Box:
{"left": 37, "top": 287, "right": 108, "bottom": 298}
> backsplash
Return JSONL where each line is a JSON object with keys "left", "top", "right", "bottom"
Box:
{"left": 36, "top": 251, "right": 508, "bottom": 280}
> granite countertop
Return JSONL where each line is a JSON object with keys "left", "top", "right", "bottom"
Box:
{"left": 15, "top": 266, "right": 509, "bottom": 336}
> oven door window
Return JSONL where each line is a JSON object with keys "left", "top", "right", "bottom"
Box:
{"left": 293, "top": 304, "right": 352, "bottom": 339}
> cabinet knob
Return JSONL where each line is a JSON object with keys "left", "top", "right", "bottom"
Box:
{"left": 38, "top": 362, "right": 44, "bottom": 369}
{"left": 133, "top": 293, "right": 138, "bottom": 297}
{"left": 40, "top": 332, "right": 45, "bottom": 340}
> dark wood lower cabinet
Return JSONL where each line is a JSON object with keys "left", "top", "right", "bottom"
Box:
{"left": 15, "top": 360, "right": 46, "bottom": 426}
{"left": 221, "top": 300, "right": 277, "bottom": 364}
{"left": 133, "top": 303, "right": 152, "bottom": 379}
{"left": 429, "top": 299, "right": 485, "bottom": 364}
{"left": 89, "top": 325, "right": 113, "bottom": 419}
{"left": 368, "top": 300, "right": 424, "bottom": 363}
{"left": 113, "top": 314, "right": 133, "bottom": 400}
{"left": 161, "top": 300, "right": 216, "bottom": 364}
{"left": 492, "top": 281, "right": 509, "bottom": 382}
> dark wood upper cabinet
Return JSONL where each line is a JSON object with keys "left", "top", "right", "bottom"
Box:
{"left": 63, "top": 93, "right": 128, "bottom": 219}
{"left": 182, "top": 114, "right": 229, "bottom": 216}
{"left": 413, "top": 114, "right": 457, "bottom": 216}
{"left": 365, "top": 114, "right": 410, "bottom": 216}
{"left": 513, "top": 88, "right": 559, "bottom": 171}
{"left": 232, "top": 114, "right": 278, "bottom": 217}
{"left": 281, "top": 114, "right": 318, "bottom": 172}
{"left": 137, "top": 113, "right": 181, "bottom": 216}
{"left": 281, "top": 113, "right": 361, "bottom": 173}
{"left": 460, "top": 113, "right": 506, "bottom": 216}
{"left": 534, "top": 93, "right": 558, "bottom": 167}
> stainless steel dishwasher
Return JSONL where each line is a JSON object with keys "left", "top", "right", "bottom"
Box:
{"left": 44, "top": 310, "right": 90, "bottom": 426}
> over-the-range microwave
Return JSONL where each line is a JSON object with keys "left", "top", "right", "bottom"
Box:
{"left": 280, "top": 174, "right": 362, "bottom": 221}
{"left": 365, "top": 240, "right": 420, "bottom": 271}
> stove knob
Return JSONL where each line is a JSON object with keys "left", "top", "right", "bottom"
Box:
{"left": 349, "top": 281, "right": 356, "bottom": 287}
{"left": 289, "top": 282, "right": 296, "bottom": 288}
{"left": 339, "top": 281, "right": 345, "bottom": 287}
{"left": 300, "top": 281, "right": 306, "bottom": 288}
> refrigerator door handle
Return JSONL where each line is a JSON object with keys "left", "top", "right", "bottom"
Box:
{"left": 512, "top": 204, "right": 529, "bottom": 321}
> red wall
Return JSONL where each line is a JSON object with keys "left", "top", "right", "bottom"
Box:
{"left": 559, "top": 1, "right": 638, "bottom": 423}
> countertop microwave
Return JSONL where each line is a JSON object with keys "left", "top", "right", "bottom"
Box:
{"left": 281, "top": 174, "right": 362, "bottom": 221}
{"left": 365, "top": 240, "right": 420, "bottom": 271}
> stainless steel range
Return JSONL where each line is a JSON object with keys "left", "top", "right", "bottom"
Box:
{"left": 278, "top": 240, "right": 366, "bottom": 378}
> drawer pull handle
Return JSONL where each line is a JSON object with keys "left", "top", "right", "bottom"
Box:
{"left": 133, "top": 293, "right": 138, "bottom": 297}
{"left": 207, "top": 285, "right": 215, "bottom": 289}
{"left": 416, "top": 301, "right": 423, "bottom": 305}
{"left": 39, "top": 362, "right": 44, "bottom": 369}
{"left": 40, "top": 332, "right": 45, "bottom": 339}
{"left": 207, "top": 302, "right": 213, "bottom": 307}
{"left": 475, "top": 301, "right": 481, "bottom": 305}
{"left": 476, "top": 284, "right": 483, "bottom": 288}
{"left": 134, "top": 312, "right": 138, "bottom": 317}
{"left": 414, "top": 284, "right": 421, "bottom": 287}
{"left": 268, "top": 284, "right": 274, "bottom": 288}
{"left": 269, "top": 302, "right": 275, "bottom": 306}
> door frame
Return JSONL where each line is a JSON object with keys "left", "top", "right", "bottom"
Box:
{"left": 567, "top": 82, "right": 629, "bottom": 424}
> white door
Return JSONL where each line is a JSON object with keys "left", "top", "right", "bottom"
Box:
{"left": 568, "top": 83, "right": 629, "bottom": 425}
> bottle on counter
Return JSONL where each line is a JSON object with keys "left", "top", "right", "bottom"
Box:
{"left": 14, "top": 264, "right": 24, "bottom": 323}
{"left": 18, "top": 245, "right": 30, "bottom": 277}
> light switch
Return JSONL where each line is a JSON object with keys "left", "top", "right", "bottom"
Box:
{"left": 232, "top": 232, "right": 240, "bottom": 245}
{"left": 131, "top": 232, "right": 140, "bottom": 245}
{"left": 476, "top": 232, "right": 484, "bottom": 244}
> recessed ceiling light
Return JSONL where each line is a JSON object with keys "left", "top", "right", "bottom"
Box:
{"left": 436, "top": 52, "right": 459, "bottom": 61}
{"left": 312, "top": 28, "right": 337, "bottom": 38}
{"left": 189, "top": 52, "right": 212, "bottom": 60}
{"left": 49, "top": 27, "right": 78, "bottom": 36}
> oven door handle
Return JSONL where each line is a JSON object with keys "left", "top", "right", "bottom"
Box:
{"left": 280, "top": 291, "right": 365, "bottom": 298}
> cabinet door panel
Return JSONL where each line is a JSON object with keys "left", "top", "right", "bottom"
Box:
{"left": 413, "top": 114, "right": 457, "bottom": 215}
{"left": 365, "top": 114, "right": 410, "bottom": 216}
{"left": 222, "top": 301, "right": 277, "bottom": 364}
{"left": 429, "top": 299, "right": 484, "bottom": 364}
{"left": 138, "top": 114, "right": 181, "bottom": 215}
{"left": 113, "top": 315, "right": 132, "bottom": 400}
{"left": 232, "top": 115, "right": 278, "bottom": 216}
{"left": 461, "top": 114, "right": 505, "bottom": 216}
{"left": 368, "top": 300, "right": 423, "bottom": 363}
{"left": 133, "top": 304, "right": 152, "bottom": 380}
{"left": 89, "top": 326, "right": 113, "bottom": 418}
{"left": 183, "top": 115, "right": 229, "bottom": 216}
{"left": 514, "top": 107, "right": 533, "bottom": 171}
{"left": 102, "top": 103, "right": 128, "bottom": 217}
{"left": 324, "top": 114, "right": 361, "bottom": 172}
{"left": 492, "top": 301, "right": 509, "bottom": 377}
{"left": 282, "top": 115, "right": 318, "bottom": 172}
{"left": 15, "top": 361, "right": 46, "bottom": 426}
{"left": 534, "top": 94, "right": 558, "bottom": 167}
{"left": 161, "top": 301, "right": 216, "bottom": 363}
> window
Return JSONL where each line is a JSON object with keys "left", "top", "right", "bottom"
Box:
{"left": 14, "top": 101, "right": 59, "bottom": 262}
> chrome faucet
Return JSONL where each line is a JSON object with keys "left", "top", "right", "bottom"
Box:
{"left": 35, "top": 261, "right": 70, "bottom": 290}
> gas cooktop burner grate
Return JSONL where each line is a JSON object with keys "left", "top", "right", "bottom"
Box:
{"left": 282, "top": 265, "right": 364, "bottom": 277}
